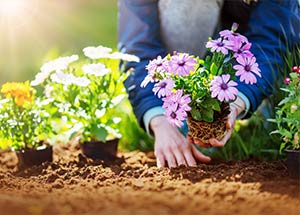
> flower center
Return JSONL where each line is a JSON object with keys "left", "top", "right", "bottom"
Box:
{"left": 159, "top": 82, "right": 167, "bottom": 88}
{"left": 244, "top": 65, "right": 251, "bottom": 72}
{"left": 217, "top": 42, "right": 224, "bottom": 47}
{"left": 157, "top": 62, "right": 162, "bottom": 67}
{"left": 178, "top": 60, "right": 185, "bottom": 66}
{"left": 170, "top": 112, "right": 177, "bottom": 119}
{"left": 220, "top": 83, "right": 228, "bottom": 90}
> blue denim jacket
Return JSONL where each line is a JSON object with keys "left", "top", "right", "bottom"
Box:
{"left": 118, "top": 0, "right": 300, "bottom": 129}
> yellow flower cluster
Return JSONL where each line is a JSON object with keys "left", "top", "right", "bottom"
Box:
{"left": 1, "top": 81, "right": 34, "bottom": 106}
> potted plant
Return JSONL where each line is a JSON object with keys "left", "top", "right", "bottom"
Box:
{"left": 269, "top": 66, "right": 300, "bottom": 179}
{"left": 141, "top": 23, "right": 261, "bottom": 145}
{"left": 31, "top": 45, "right": 139, "bottom": 161}
{"left": 0, "top": 81, "right": 53, "bottom": 168}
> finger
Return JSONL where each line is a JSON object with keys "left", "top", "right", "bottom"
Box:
{"left": 155, "top": 151, "right": 166, "bottom": 168}
{"left": 165, "top": 152, "right": 177, "bottom": 168}
{"left": 192, "top": 137, "right": 211, "bottom": 148}
{"left": 209, "top": 126, "right": 233, "bottom": 147}
{"left": 187, "top": 135, "right": 193, "bottom": 144}
{"left": 211, "top": 111, "right": 236, "bottom": 148}
{"left": 191, "top": 145, "right": 211, "bottom": 163}
{"left": 173, "top": 148, "right": 188, "bottom": 167}
{"left": 182, "top": 149, "right": 197, "bottom": 167}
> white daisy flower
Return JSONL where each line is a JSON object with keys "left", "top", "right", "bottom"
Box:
{"left": 82, "top": 63, "right": 111, "bottom": 77}
{"left": 41, "top": 55, "right": 79, "bottom": 73}
{"left": 73, "top": 77, "right": 91, "bottom": 87}
{"left": 50, "top": 71, "right": 75, "bottom": 85}
{"left": 108, "top": 52, "right": 140, "bottom": 62}
{"left": 32, "top": 55, "right": 79, "bottom": 86}
{"left": 83, "top": 45, "right": 112, "bottom": 59}
{"left": 95, "top": 109, "right": 106, "bottom": 118}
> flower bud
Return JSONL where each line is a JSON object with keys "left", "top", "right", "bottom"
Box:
{"left": 291, "top": 66, "right": 300, "bottom": 74}
{"left": 284, "top": 77, "right": 291, "bottom": 84}
{"left": 231, "top": 23, "right": 239, "bottom": 32}
{"left": 291, "top": 104, "right": 298, "bottom": 113}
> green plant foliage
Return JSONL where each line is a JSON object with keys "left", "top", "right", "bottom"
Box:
{"left": 269, "top": 68, "right": 300, "bottom": 151}
{"left": 0, "top": 82, "right": 53, "bottom": 150}
{"left": 30, "top": 47, "right": 146, "bottom": 145}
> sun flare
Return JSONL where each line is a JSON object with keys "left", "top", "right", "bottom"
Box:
{"left": 0, "top": 0, "right": 28, "bottom": 18}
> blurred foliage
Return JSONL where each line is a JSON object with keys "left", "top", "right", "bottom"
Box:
{"left": 0, "top": 0, "right": 118, "bottom": 86}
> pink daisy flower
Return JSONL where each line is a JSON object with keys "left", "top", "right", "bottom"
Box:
{"left": 162, "top": 89, "right": 191, "bottom": 112}
{"left": 210, "top": 74, "right": 238, "bottom": 102}
{"left": 140, "top": 73, "right": 156, "bottom": 88}
{"left": 164, "top": 104, "right": 187, "bottom": 127}
{"left": 206, "top": 38, "right": 234, "bottom": 55}
{"left": 231, "top": 37, "right": 253, "bottom": 59}
{"left": 152, "top": 79, "right": 174, "bottom": 98}
{"left": 169, "top": 53, "right": 197, "bottom": 76}
{"left": 234, "top": 56, "right": 261, "bottom": 84}
{"left": 219, "top": 30, "right": 248, "bottom": 44}
{"left": 146, "top": 55, "right": 168, "bottom": 74}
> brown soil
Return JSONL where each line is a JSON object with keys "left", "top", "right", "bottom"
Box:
{"left": 0, "top": 142, "right": 299, "bottom": 215}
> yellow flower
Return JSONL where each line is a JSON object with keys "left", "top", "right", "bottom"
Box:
{"left": 1, "top": 81, "right": 34, "bottom": 106}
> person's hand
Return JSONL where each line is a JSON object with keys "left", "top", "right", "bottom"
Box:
{"left": 190, "top": 96, "right": 246, "bottom": 148}
{"left": 150, "top": 115, "right": 211, "bottom": 168}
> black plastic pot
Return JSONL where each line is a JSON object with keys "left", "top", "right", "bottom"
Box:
{"left": 285, "top": 149, "right": 300, "bottom": 179}
{"left": 80, "top": 139, "right": 119, "bottom": 161}
{"left": 16, "top": 145, "right": 53, "bottom": 169}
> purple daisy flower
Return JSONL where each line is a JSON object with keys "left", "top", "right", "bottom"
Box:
{"left": 153, "top": 79, "right": 174, "bottom": 98}
{"left": 231, "top": 37, "right": 253, "bottom": 59}
{"left": 146, "top": 55, "right": 168, "bottom": 73}
{"left": 162, "top": 89, "right": 191, "bottom": 112}
{"left": 140, "top": 73, "right": 156, "bottom": 88}
{"left": 206, "top": 38, "right": 234, "bottom": 55}
{"left": 210, "top": 74, "right": 238, "bottom": 102}
{"left": 164, "top": 104, "right": 187, "bottom": 127}
{"left": 219, "top": 30, "right": 248, "bottom": 44}
{"left": 233, "top": 56, "right": 261, "bottom": 84}
{"left": 169, "top": 53, "right": 197, "bottom": 76}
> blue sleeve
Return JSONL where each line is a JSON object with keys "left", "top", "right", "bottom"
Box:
{"left": 237, "top": 0, "right": 300, "bottom": 113}
{"left": 118, "top": 0, "right": 166, "bottom": 129}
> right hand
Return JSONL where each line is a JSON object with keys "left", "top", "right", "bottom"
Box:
{"left": 150, "top": 115, "right": 211, "bottom": 168}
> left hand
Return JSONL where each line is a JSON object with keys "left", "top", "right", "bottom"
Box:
{"left": 189, "top": 96, "right": 246, "bottom": 148}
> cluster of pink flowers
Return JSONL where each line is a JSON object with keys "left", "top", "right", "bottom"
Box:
{"left": 284, "top": 66, "right": 300, "bottom": 84}
{"left": 207, "top": 24, "right": 261, "bottom": 102}
{"left": 141, "top": 23, "right": 262, "bottom": 127}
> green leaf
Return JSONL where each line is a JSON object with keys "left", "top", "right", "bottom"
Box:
{"left": 91, "top": 124, "right": 108, "bottom": 142}
{"left": 200, "top": 108, "right": 214, "bottom": 122}
{"left": 210, "top": 99, "right": 221, "bottom": 112}
{"left": 278, "top": 97, "right": 290, "bottom": 106}
{"left": 280, "top": 88, "right": 290, "bottom": 93}
{"left": 190, "top": 109, "right": 202, "bottom": 121}
{"left": 210, "top": 63, "right": 218, "bottom": 76}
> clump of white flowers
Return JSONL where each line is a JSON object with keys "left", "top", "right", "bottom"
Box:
{"left": 31, "top": 45, "right": 139, "bottom": 143}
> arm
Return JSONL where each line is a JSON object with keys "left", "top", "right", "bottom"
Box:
{"left": 193, "top": 0, "right": 300, "bottom": 148}
{"left": 118, "top": 0, "right": 166, "bottom": 129}
{"left": 118, "top": 0, "right": 211, "bottom": 167}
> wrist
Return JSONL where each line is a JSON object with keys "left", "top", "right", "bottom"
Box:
{"left": 150, "top": 115, "right": 168, "bottom": 131}
{"left": 231, "top": 96, "right": 246, "bottom": 116}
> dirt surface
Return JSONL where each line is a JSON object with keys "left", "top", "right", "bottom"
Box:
{"left": 0, "top": 142, "right": 299, "bottom": 215}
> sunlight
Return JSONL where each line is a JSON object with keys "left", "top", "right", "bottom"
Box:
{"left": 0, "top": 0, "right": 28, "bottom": 18}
